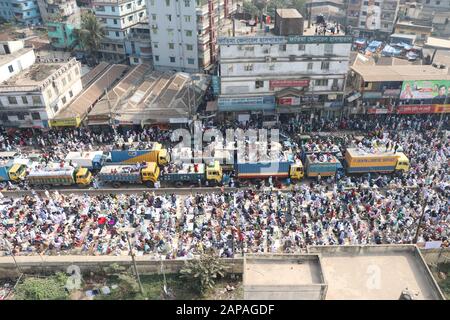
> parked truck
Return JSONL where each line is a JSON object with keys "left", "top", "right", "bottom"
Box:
{"left": 27, "top": 164, "right": 93, "bottom": 188}
{"left": 235, "top": 160, "right": 304, "bottom": 180}
{"left": 98, "top": 162, "right": 160, "bottom": 188}
{"left": 0, "top": 152, "right": 33, "bottom": 182}
{"left": 344, "top": 148, "right": 410, "bottom": 174}
{"left": 65, "top": 151, "right": 107, "bottom": 171}
{"left": 159, "top": 161, "right": 223, "bottom": 186}
{"left": 0, "top": 152, "right": 19, "bottom": 182}
{"left": 106, "top": 142, "right": 169, "bottom": 166}
{"left": 305, "top": 154, "right": 343, "bottom": 177}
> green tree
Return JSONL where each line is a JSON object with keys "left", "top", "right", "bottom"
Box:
{"left": 180, "top": 254, "right": 228, "bottom": 295}
{"left": 15, "top": 273, "right": 69, "bottom": 300}
{"left": 72, "top": 12, "right": 105, "bottom": 59}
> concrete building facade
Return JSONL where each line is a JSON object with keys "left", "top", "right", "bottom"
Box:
{"left": 0, "top": 0, "right": 42, "bottom": 25}
{"left": 0, "top": 39, "right": 82, "bottom": 128}
{"left": 146, "top": 0, "right": 237, "bottom": 73}
{"left": 93, "top": 0, "right": 147, "bottom": 62}
{"left": 124, "top": 22, "right": 152, "bottom": 65}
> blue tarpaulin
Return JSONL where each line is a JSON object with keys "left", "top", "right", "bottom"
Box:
{"left": 366, "top": 41, "right": 383, "bottom": 53}
{"left": 382, "top": 45, "right": 402, "bottom": 56}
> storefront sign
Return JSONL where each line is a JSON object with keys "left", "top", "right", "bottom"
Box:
{"left": 397, "top": 105, "right": 435, "bottom": 114}
{"left": 211, "top": 76, "right": 220, "bottom": 95}
{"left": 218, "top": 35, "right": 353, "bottom": 46}
{"left": 270, "top": 79, "right": 309, "bottom": 89}
{"left": 49, "top": 117, "right": 81, "bottom": 127}
{"left": 218, "top": 96, "right": 276, "bottom": 112}
{"left": 367, "top": 108, "right": 391, "bottom": 114}
{"left": 347, "top": 92, "right": 361, "bottom": 102}
{"left": 382, "top": 89, "right": 401, "bottom": 98}
{"left": 278, "top": 97, "right": 301, "bottom": 106}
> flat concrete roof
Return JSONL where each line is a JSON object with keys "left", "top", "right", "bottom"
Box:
{"left": 424, "top": 37, "right": 450, "bottom": 50}
{"left": 0, "top": 48, "right": 33, "bottom": 68}
{"left": 244, "top": 254, "right": 327, "bottom": 300}
{"left": 351, "top": 64, "right": 450, "bottom": 82}
{"left": 308, "top": 245, "right": 445, "bottom": 300}
{"left": 276, "top": 9, "right": 303, "bottom": 19}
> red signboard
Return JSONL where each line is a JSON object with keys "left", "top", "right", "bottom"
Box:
{"left": 397, "top": 105, "right": 435, "bottom": 114}
{"left": 367, "top": 108, "right": 391, "bottom": 114}
{"left": 278, "top": 97, "right": 301, "bottom": 106}
{"left": 270, "top": 80, "right": 310, "bottom": 89}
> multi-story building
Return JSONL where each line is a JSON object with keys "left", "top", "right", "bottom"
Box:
{"left": 0, "top": 39, "right": 82, "bottom": 128}
{"left": 0, "top": 0, "right": 42, "bottom": 25}
{"left": 400, "top": 0, "right": 450, "bottom": 37}
{"left": 344, "top": 0, "right": 400, "bottom": 38}
{"left": 146, "top": 0, "right": 238, "bottom": 73}
{"left": 37, "top": 0, "right": 81, "bottom": 49}
{"left": 93, "top": 0, "right": 147, "bottom": 62}
{"left": 124, "top": 22, "right": 152, "bottom": 65}
{"left": 217, "top": 9, "right": 353, "bottom": 120}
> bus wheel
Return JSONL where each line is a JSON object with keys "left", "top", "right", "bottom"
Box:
{"left": 112, "top": 182, "right": 121, "bottom": 188}
{"left": 146, "top": 181, "right": 154, "bottom": 188}
{"left": 175, "top": 182, "right": 183, "bottom": 188}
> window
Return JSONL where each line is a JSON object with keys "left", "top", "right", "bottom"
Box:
{"left": 269, "top": 64, "right": 275, "bottom": 71}
{"left": 128, "top": 15, "right": 133, "bottom": 21}
{"left": 21, "top": 96, "right": 28, "bottom": 104}
{"left": 69, "top": 90, "right": 73, "bottom": 98}
{"left": 62, "top": 77, "right": 67, "bottom": 86}
{"left": 362, "top": 11, "right": 367, "bottom": 16}
{"left": 96, "top": 5, "right": 105, "bottom": 11}
{"left": 53, "top": 105, "right": 58, "bottom": 113}
{"left": 111, "top": 6, "right": 115, "bottom": 12}
{"left": 167, "top": 14, "right": 172, "bottom": 22}
{"left": 31, "top": 112, "right": 40, "bottom": 120}
{"left": 152, "top": 14, "right": 156, "bottom": 20}
{"left": 126, "top": 3, "right": 131, "bottom": 9}
{"left": 436, "top": 0, "right": 440, "bottom": 4}
{"left": 154, "top": 43, "right": 158, "bottom": 48}
{"left": 187, "top": 58, "right": 195, "bottom": 64}
{"left": 332, "top": 79, "right": 338, "bottom": 88}
{"left": 360, "top": 21, "right": 365, "bottom": 26}
{"left": 134, "top": 58, "right": 139, "bottom": 63}
{"left": 279, "top": 44, "right": 286, "bottom": 51}
{"left": 244, "top": 64, "right": 253, "bottom": 71}
{"left": 324, "top": 44, "right": 333, "bottom": 54}
{"left": 150, "top": 0, "right": 154, "bottom": 5}
{"left": 169, "top": 43, "right": 174, "bottom": 49}
{"left": 315, "top": 79, "right": 329, "bottom": 86}
{"left": 67, "top": 73, "right": 72, "bottom": 82}
{"left": 152, "top": 28, "right": 158, "bottom": 35}
{"left": 8, "top": 96, "right": 17, "bottom": 104}
{"left": 113, "top": 19, "right": 117, "bottom": 24}
{"left": 117, "top": 44, "right": 123, "bottom": 49}
{"left": 244, "top": 46, "right": 254, "bottom": 52}
{"left": 298, "top": 44, "right": 305, "bottom": 51}
{"left": 363, "top": 1, "right": 368, "bottom": 4}
{"left": 47, "top": 90, "right": 52, "bottom": 99}
{"left": 168, "top": 28, "right": 174, "bottom": 36}
{"left": 8, "top": 65, "right": 13, "bottom": 73}
{"left": 138, "top": 0, "right": 142, "bottom": 5}
{"left": 255, "top": 80, "right": 264, "bottom": 89}
{"left": 186, "top": 44, "right": 193, "bottom": 51}
{"left": 75, "top": 67, "right": 79, "bottom": 75}
{"left": 165, "top": 0, "right": 170, "bottom": 6}
{"left": 154, "top": 55, "right": 159, "bottom": 61}
{"left": 115, "top": 31, "right": 120, "bottom": 37}
{"left": 18, "top": 113, "right": 25, "bottom": 120}
{"left": 321, "top": 61, "right": 330, "bottom": 70}
{"left": 184, "top": 15, "right": 191, "bottom": 23}
{"left": 62, "top": 96, "right": 67, "bottom": 104}
{"left": 170, "top": 57, "right": 176, "bottom": 63}
{"left": 184, "top": 0, "right": 190, "bottom": 7}
{"left": 307, "top": 62, "right": 313, "bottom": 70}
{"left": 185, "top": 30, "right": 192, "bottom": 36}
{"left": 374, "top": 1, "right": 380, "bottom": 5}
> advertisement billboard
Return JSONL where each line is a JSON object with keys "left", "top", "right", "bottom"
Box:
{"left": 400, "top": 80, "right": 450, "bottom": 101}
{"left": 270, "top": 80, "right": 310, "bottom": 89}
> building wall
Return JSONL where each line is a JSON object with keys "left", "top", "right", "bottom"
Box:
{"left": 0, "top": 60, "right": 83, "bottom": 128}
{"left": 0, "top": 48, "right": 36, "bottom": 83}
{"left": 146, "top": 0, "right": 199, "bottom": 72}
{"left": 219, "top": 40, "right": 351, "bottom": 111}
{"left": 48, "top": 21, "right": 78, "bottom": 49}
{"left": 93, "top": 0, "right": 147, "bottom": 61}
{"left": 0, "top": 0, "right": 41, "bottom": 25}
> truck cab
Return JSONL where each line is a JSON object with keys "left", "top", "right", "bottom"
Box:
{"left": 158, "top": 149, "right": 170, "bottom": 166}
{"left": 289, "top": 162, "right": 304, "bottom": 180}
{"left": 75, "top": 168, "right": 93, "bottom": 186}
{"left": 8, "top": 163, "right": 28, "bottom": 181}
{"left": 395, "top": 153, "right": 410, "bottom": 172}
{"left": 141, "top": 162, "right": 160, "bottom": 183}
{"left": 206, "top": 161, "right": 223, "bottom": 183}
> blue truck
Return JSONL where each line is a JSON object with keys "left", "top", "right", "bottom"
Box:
{"left": 305, "top": 154, "right": 343, "bottom": 177}
{"left": 0, "top": 152, "right": 20, "bottom": 182}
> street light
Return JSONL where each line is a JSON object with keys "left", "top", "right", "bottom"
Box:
{"left": 119, "top": 227, "right": 144, "bottom": 295}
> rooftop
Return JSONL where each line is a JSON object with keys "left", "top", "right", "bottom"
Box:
{"left": 308, "top": 245, "right": 444, "bottom": 300}
{"left": 243, "top": 254, "right": 326, "bottom": 300}
{"left": 424, "top": 37, "right": 450, "bottom": 50}
{"left": 2, "top": 63, "right": 61, "bottom": 86}
{"left": 276, "top": 8, "right": 303, "bottom": 19}
{"left": 351, "top": 64, "right": 450, "bottom": 82}
{"left": 0, "top": 47, "right": 33, "bottom": 68}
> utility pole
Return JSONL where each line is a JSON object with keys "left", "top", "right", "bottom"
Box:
{"left": 123, "top": 230, "right": 144, "bottom": 295}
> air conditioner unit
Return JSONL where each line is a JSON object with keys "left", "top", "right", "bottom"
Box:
{"left": 265, "top": 56, "right": 272, "bottom": 62}
{"left": 289, "top": 55, "right": 296, "bottom": 61}
{"left": 151, "top": 24, "right": 157, "bottom": 28}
